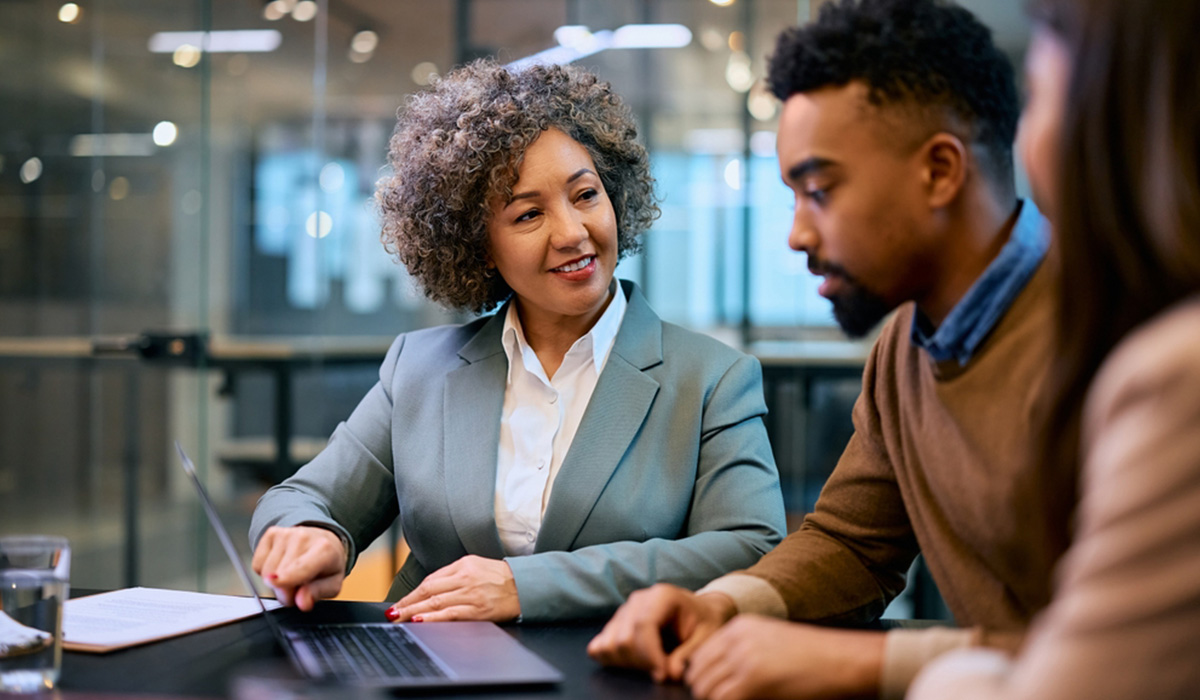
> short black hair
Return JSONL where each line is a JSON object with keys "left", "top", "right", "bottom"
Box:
{"left": 768, "top": 0, "right": 1019, "bottom": 188}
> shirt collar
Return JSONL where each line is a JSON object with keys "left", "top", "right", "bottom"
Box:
{"left": 501, "top": 279, "right": 627, "bottom": 383}
{"left": 911, "top": 200, "right": 1049, "bottom": 366}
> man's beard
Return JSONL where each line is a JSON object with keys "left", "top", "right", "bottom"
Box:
{"left": 829, "top": 284, "right": 893, "bottom": 338}
{"left": 810, "top": 257, "right": 893, "bottom": 338}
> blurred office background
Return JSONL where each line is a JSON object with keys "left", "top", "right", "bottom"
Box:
{"left": 0, "top": 0, "right": 1030, "bottom": 616}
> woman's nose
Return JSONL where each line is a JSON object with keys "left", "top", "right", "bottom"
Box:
{"left": 549, "top": 210, "right": 589, "bottom": 249}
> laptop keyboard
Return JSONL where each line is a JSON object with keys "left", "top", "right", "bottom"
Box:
{"left": 300, "top": 625, "right": 447, "bottom": 681}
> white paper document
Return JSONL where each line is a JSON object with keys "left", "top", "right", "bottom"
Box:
{"left": 63, "top": 586, "right": 281, "bottom": 652}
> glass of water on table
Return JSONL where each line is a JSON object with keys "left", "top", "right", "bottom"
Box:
{"left": 0, "top": 536, "right": 70, "bottom": 693}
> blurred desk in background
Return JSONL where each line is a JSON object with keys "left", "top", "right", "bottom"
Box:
{"left": 0, "top": 333, "right": 867, "bottom": 589}
{"left": 751, "top": 340, "right": 869, "bottom": 516}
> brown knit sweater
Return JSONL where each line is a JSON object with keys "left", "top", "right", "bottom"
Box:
{"left": 702, "top": 259, "right": 1061, "bottom": 697}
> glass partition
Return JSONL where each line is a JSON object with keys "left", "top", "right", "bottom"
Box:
{"left": 0, "top": 0, "right": 1031, "bottom": 596}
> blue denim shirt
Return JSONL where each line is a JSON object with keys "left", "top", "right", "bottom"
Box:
{"left": 911, "top": 200, "right": 1049, "bottom": 366}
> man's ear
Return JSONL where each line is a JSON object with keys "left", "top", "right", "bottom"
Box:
{"left": 920, "top": 132, "right": 968, "bottom": 208}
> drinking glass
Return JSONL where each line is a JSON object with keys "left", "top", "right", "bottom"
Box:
{"left": 0, "top": 536, "right": 71, "bottom": 693}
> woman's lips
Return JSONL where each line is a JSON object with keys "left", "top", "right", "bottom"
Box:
{"left": 551, "top": 255, "right": 597, "bottom": 281}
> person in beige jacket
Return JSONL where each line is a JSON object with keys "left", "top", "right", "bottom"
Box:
{"left": 909, "top": 0, "right": 1200, "bottom": 697}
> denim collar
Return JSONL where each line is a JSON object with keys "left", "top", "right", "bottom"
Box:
{"left": 911, "top": 200, "right": 1049, "bottom": 366}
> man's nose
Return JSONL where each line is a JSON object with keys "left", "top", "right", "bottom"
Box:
{"left": 788, "top": 206, "right": 817, "bottom": 253}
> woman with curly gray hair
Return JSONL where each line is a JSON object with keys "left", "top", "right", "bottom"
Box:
{"left": 250, "top": 60, "right": 786, "bottom": 623}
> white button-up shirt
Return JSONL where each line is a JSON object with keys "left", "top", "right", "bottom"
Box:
{"left": 493, "top": 285, "right": 627, "bottom": 557}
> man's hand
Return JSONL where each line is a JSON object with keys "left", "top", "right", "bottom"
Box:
{"left": 251, "top": 525, "right": 348, "bottom": 611}
{"left": 685, "top": 616, "right": 885, "bottom": 700}
{"left": 387, "top": 555, "right": 520, "bottom": 622}
{"left": 587, "top": 584, "right": 737, "bottom": 682}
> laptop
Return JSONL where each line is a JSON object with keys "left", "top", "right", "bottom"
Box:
{"left": 175, "top": 442, "right": 563, "bottom": 689}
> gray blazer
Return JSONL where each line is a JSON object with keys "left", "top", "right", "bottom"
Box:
{"left": 250, "top": 280, "right": 786, "bottom": 621}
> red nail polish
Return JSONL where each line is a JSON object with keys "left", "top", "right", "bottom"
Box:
{"left": 412, "top": 615, "right": 424, "bottom": 623}
{"left": 267, "top": 573, "right": 279, "bottom": 580}
{"left": 384, "top": 607, "right": 400, "bottom": 622}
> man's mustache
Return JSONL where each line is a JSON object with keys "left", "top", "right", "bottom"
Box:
{"left": 807, "top": 256, "right": 853, "bottom": 282}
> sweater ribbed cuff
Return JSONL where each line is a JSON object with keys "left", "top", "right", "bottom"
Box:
{"left": 696, "top": 574, "right": 788, "bottom": 618}
{"left": 879, "top": 627, "right": 973, "bottom": 700}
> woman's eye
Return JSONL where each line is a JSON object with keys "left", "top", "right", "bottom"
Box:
{"left": 577, "top": 188, "right": 598, "bottom": 202}
{"left": 514, "top": 209, "right": 540, "bottom": 223}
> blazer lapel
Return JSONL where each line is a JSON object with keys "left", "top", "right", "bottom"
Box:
{"left": 443, "top": 310, "right": 508, "bottom": 559}
{"left": 537, "top": 281, "right": 663, "bottom": 552}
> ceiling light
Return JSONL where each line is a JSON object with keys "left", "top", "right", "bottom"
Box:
{"left": 58, "top": 3, "right": 81, "bottom": 23}
{"left": 20, "top": 157, "right": 43, "bottom": 184}
{"left": 611, "top": 24, "right": 691, "bottom": 49}
{"left": 710, "top": 0, "right": 736, "bottom": 6}
{"left": 109, "top": 176, "right": 130, "bottom": 201}
{"left": 750, "top": 131, "right": 777, "bottom": 157}
{"left": 699, "top": 27, "right": 725, "bottom": 52}
{"left": 511, "top": 23, "right": 692, "bottom": 69}
{"left": 305, "top": 211, "right": 333, "bottom": 238}
{"left": 553, "top": 25, "right": 600, "bottom": 52}
{"left": 411, "top": 61, "right": 439, "bottom": 86}
{"left": 319, "top": 162, "right": 345, "bottom": 192}
{"left": 150, "top": 30, "right": 282, "bottom": 54}
{"left": 263, "top": 0, "right": 296, "bottom": 20}
{"left": 263, "top": 2, "right": 287, "bottom": 21}
{"left": 350, "top": 30, "right": 378, "bottom": 54}
{"left": 725, "top": 51, "right": 755, "bottom": 92}
{"left": 684, "top": 128, "right": 744, "bottom": 155}
{"left": 292, "top": 0, "right": 317, "bottom": 22}
{"left": 173, "top": 44, "right": 202, "bottom": 68}
{"left": 747, "top": 89, "right": 777, "bottom": 121}
{"left": 723, "top": 158, "right": 743, "bottom": 191}
{"left": 69, "top": 133, "right": 157, "bottom": 157}
{"left": 152, "top": 121, "right": 178, "bottom": 147}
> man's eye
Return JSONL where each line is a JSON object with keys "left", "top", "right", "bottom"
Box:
{"left": 805, "top": 188, "right": 827, "bottom": 204}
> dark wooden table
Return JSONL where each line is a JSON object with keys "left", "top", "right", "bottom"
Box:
{"left": 60, "top": 597, "right": 691, "bottom": 699}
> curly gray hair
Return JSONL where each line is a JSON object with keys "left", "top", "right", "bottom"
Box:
{"left": 376, "top": 60, "right": 659, "bottom": 313}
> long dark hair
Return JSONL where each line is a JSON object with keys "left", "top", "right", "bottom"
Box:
{"left": 1032, "top": 0, "right": 1200, "bottom": 555}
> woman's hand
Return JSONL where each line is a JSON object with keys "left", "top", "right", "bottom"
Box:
{"left": 387, "top": 555, "right": 520, "bottom": 622}
{"left": 251, "top": 525, "right": 347, "bottom": 611}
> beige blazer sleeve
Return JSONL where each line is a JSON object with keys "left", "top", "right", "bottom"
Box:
{"left": 908, "top": 299, "right": 1200, "bottom": 700}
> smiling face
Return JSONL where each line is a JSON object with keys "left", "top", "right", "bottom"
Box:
{"left": 486, "top": 127, "right": 619, "bottom": 336}
{"left": 776, "top": 82, "right": 937, "bottom": 337}
{"left": 1018, "top": 27, "right": 1070, "bottom": 223}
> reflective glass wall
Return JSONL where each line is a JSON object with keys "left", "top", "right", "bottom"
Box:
{"left": 0, "top": 0, "right": 1031, "bottom": 595}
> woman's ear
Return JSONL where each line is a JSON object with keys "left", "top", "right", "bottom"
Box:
{"left": 920, "top": 132, "right": 968, "bottom": 209}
